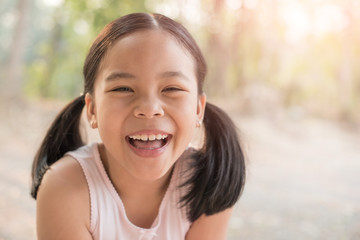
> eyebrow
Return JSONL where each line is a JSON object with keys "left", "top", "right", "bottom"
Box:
{"left": 104, "top": 71, "right": 190, "bottom": 82}
{"left": 105, "top": 72, "right": 135, "bottom": 81}
{"left": 159, "top": 71, "right": 190, "bottom": 82}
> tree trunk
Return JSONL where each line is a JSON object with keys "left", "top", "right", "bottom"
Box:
{"left": 39, "top": 10, "right": 63, "bottom": 98}
{"left": 338, "top": 2, "right": 354, "bottom": 121}
{"left": 3, "top": 0, "right": 31, "bottom": 100}
{"left": 205, "top": 0, "right": 230, "bottom": 97}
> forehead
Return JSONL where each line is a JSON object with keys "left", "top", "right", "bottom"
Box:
{"left": 97, "top": 30, "right": 196, "bottom": 77}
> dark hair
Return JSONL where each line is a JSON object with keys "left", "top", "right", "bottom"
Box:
{"left": 181, "top": 103, "right": 245, "bottom": 221}
{"left": 31, "top": 13, "right": 246, "bottom": 223}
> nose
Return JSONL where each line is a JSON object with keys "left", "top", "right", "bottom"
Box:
{"left": 133, "top": 96, "right": 164, "bottom": 119}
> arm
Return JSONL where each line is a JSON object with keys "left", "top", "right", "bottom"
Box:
{"left": 36, "top": 156, "right": 93, "bottom": 240}
{"left": 185, "top": 207, "right": 233, "bottom": 240}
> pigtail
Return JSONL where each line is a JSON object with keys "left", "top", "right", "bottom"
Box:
{"left": 181, "top": 102, "right": 246, "bottom": 222}
{"left": 30, "top": 95, "right": 85, "bottom": 199}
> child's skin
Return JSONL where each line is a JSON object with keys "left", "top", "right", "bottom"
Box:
{"left": 36, "top": 29, "right": 232, "bottom": 240}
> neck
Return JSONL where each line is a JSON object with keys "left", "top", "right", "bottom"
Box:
{"left": 98, "top": 143, "right": 173, "bottom": 200}
{"left": 116, "top": 166, "right": 173, "bottom": 200}
{"left": 98, "top": 143, "right": 175, "bottom": 228}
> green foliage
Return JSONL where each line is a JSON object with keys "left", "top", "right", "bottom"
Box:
{"left": 25, "top": 0, "right": 147, "bottom": 100}
{"left": 5, "top": 0, "right": 358, "bottom": 122}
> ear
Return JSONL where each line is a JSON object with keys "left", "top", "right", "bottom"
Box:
{"left": 196, "top": 93, "right": 206, "bottom": 123}
{"left": 85, "top": 93, "right": 98, "bottom": 128}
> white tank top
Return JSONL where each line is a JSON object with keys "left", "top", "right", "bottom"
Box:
{"left": 66, "top": 143, "right": 191, "bottom": 240}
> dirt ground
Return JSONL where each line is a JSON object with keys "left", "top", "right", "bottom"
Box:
{"left": 0, "top": 99, "right": 359, "bottom": 240}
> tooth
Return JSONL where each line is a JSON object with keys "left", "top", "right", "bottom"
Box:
{"left": 130, "top": 134, "right": 168, "bottom": 141}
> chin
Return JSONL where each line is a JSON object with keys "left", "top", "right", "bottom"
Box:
{"left": 131, "top": 157, "right": 174, "bottom": 181}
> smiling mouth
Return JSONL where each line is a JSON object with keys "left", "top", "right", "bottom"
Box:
{"left": 126, "top": 134, "right": 171, "bottom": 150}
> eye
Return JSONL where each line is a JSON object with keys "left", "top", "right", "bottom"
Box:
{"left": 111, "top": 86, "right": 134, "bottom": 92}
{"left": 163, "top": 87, "right": 184, "bottom": 92}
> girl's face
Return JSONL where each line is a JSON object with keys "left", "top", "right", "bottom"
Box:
{"left": 86, "top": 30, "right": 206, "bottom": 181}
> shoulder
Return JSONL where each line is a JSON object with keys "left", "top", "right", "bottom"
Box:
{"left": 40, "top": 155, "right": 89, "bottom": 192}
{"left": 36, "top": 155, "right": 92, "bottom": 239}
{"left": 39, "top": 155, "right": 88, "bottom": 196}
{"left": 185, "top": 208, "right": 233, "bottom": 240}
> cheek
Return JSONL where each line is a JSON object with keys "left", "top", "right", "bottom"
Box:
{"left": 96, "top": 99, "right": 128, "bottom": 134}
{"left": 172, "top": 96, "right": 198, "bottom": 131}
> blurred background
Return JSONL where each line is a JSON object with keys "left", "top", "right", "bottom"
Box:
{"left": 0, "top": 0, "right": 359, "bottom": 239}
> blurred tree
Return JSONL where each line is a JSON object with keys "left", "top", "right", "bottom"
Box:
{"left": 338, "top": 0, "right": 355, "bottom": 121}
{"left": 37, "top": 7, "right": 64, "bottom": 97}
{"left": 3, "top": 0, "right": 31, "bottom": 100}
{"left": 26, "top": 0, "right": 147, "bottom": 99}
{"left": 7, "top": 0, "right": 358, "bottom": 122}
{"left": 204, "top": 0, "right": 230, "bottom": 96}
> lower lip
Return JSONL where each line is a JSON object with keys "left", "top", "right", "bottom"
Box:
{"left": 127, "top": 136, "right": 172, "bottom": 158}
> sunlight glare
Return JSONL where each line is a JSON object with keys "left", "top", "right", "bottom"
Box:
{"left": 88, "top": 0, "right": 103, "bottom": 9}
{"left": 226, "top": 0, "right": 242, "bottom": 10}
{"left": 280, "top": 1, "right": 349, "bottom": 43}
{"left": 153, "top": 2, "right": 180, "bottom": 19}
{"left": 244, "top": 0, "right": 258, "bottom": 10}
{"left": 226, "top": 0, "right": 258, "bottom": 10}
{"left": 313, "top": 5, "right": 348, "bottom": 35}
{"left": 181, "top": 0, "right": 203, "bottom": 25}
{"left": 280, "top": 1, "right": 311, "bottom": 43}
{"left": 42, "top": 0, "right": 64, "bottom": 7}
{"left": 74, "top": 19, "right": 90, "bottom": 35}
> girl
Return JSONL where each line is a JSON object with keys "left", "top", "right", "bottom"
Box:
{"left": 31, "top": 13, "right": 245, "bottom": 240}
